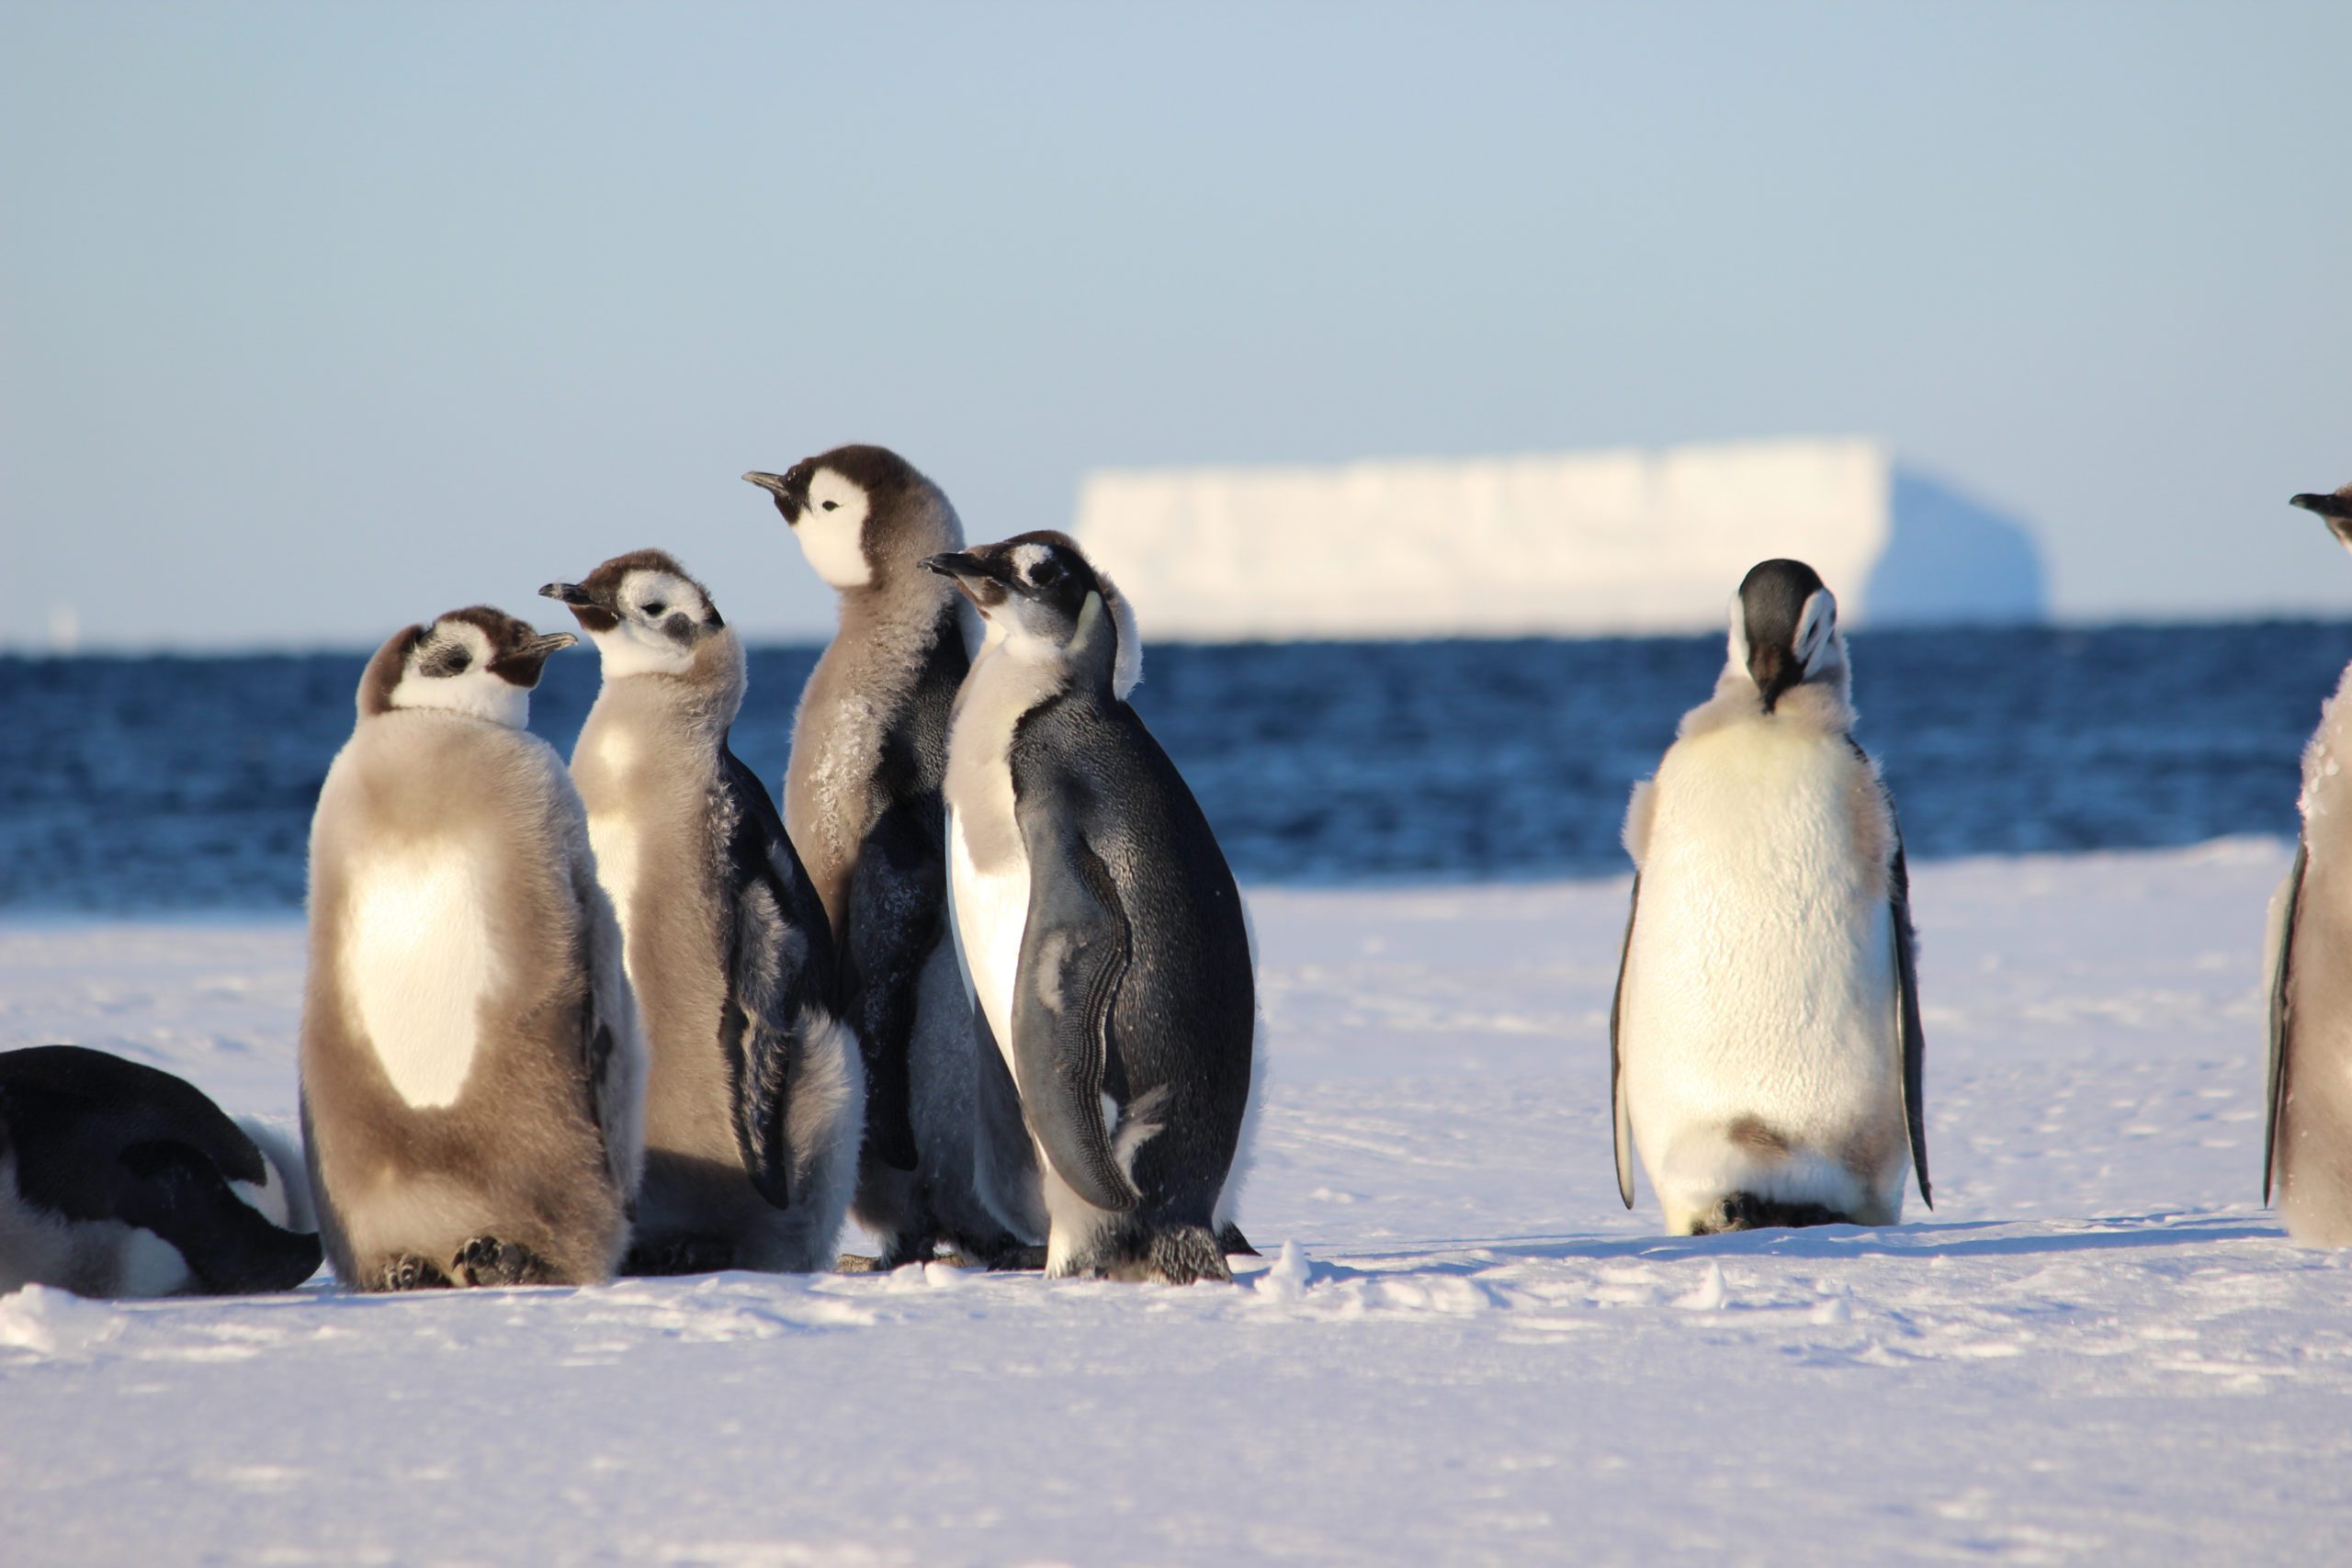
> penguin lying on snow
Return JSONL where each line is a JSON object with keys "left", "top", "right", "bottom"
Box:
{"left": 927, "top": 532, "right": 1260, "bottom": 1283}
{"left": 2265, "top": 483, "right": 2352, "bottom": 1247}
{"left": 543, "top": 550, "right": 864, "bottom": 1274}
{"left": 301, "top": 607, "right": 645, "bottom": 1290}
{"left": 1611, "top": 559, "right": 1930, "bottom": 1235}
{"left": 743, "top": 447, "right": 1034, "bottom": 1269}
{"left": 0, "top": 1044, "right": 320, "bottom": 1297}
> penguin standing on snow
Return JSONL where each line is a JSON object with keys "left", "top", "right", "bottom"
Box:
{"left": 543, "top": 551, "right": 863, "bottom": 1274}
{"left": 2265, "top": 483, "right": 2352, "bottom": 1247}
{"left": 0, "top": 1045, "right": 320, "bottom": 1297}
{"left": 1611, "top": 559, "right": 1929, "bottom": 1235}
{"left": 743, "top": 448, "right": 1035, "bottom": 1267}
{"left": 302, "top": 607, "right": 644, "bottom": 1290}
{"left": 926, "top": 532, "right": 1256, "bottom": 1283}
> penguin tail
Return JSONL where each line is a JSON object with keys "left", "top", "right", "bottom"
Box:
{"left": 1690, "top": 1192, "right": 1852, "bottom": 1235}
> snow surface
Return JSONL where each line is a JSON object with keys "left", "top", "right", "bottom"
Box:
{"left": 3, "top": 841, "right": 2347, "bottom": 1564}
{"left": 1073, "top": 438, "right": 2047, "bottom": 640}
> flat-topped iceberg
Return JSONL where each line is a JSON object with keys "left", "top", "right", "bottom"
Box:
{"left": 1074, "top": 437, "right": 2046, "bottom": 639}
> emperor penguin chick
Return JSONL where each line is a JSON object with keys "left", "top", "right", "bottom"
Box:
{"left": 302, "top": 608, "right": 644, "bottom": 1290}
{"left": 1611, "top": 560, "right": 1930, "bottom": 1235}
{"left": 2265, "top": 483, "right": 2352, "bottom": 1247}
{"left": 744, "top": 448, "right": 1034, "bottom": 1268}
{"left": 1, "top": 1045, "right": 321, "bottom": 1298}
{"left": 927, "top": 533, "right": 1257, "bottom": 1283}
{"left": 544, "top": 550, "right": 863, "bottom": 1273}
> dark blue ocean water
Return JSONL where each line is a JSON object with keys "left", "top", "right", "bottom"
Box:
{"left": 4, "top": 624, "right": 2347, "bottom": 913}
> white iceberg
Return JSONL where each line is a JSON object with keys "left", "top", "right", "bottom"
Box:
{"left": 1074, "top": 437, "right": 2046, "bottom": 639}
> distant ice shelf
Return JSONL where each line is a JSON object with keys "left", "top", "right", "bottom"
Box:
{"left": 1072, "top": 437, "right": 2047, "bottom": 640}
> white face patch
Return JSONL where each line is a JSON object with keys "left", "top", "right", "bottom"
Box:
{"left": 588, "top": 569, "right": 701, "bottom": 678}
{"left": 342, "top": 840, "right": 497, "bottom": 1109}
{"left": 390, "top": 621, "right": 531, "bottom": 729}
{"left": 1794, "top": 589, "right": 1838, "bottom": 676}
{"left": 795, "top": 468, "right": 873, "bottom": 589}
{"left": 1724, "top": 591, "right": 1751, "bottom": 673}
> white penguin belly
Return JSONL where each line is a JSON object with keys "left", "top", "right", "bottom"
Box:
{"left": 948, "top": 803, "right": 1029, "bottom": 1082}
{"left": 342, "top": 840, "right": 498, "bottom": 1109}
{"left": 584, "top": 811, "right": 641, "bottom": 985}
{"left": 1623, "top": 727, "right": 1902, "bottom": 1219}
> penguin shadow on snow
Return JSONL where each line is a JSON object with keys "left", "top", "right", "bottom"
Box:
{"left": 1299, "top": 1213, "right": 2281, "bottom": 1285}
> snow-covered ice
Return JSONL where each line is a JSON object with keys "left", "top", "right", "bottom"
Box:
{"left": 4, "top": 841, "right": 2347, "bottom": 1563}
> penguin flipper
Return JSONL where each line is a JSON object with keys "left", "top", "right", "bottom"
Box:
{"left": 1011, "top": 811, "right": 1139, "bottom": 1216}
{"left": 1889, "top": 834, "right": 1931, "bottom": 1210}
{"left": 840, "top": 801, "right": 943, "bottom": 1172}
{"left": 113, "top": 1139, "right": 322, "bottom": 1294}
{"left": 2265, "top": 840, "right": 2307, "bottom": 1205}
{"left": 1609, "top": 874, "right": 1639, "bottom": 1210}
{"left": 720, "top": 749, "right": 838, "bottom": 1210}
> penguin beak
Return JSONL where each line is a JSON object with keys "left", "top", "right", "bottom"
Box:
{"left": 1747, "top": 642, "right": 1801, "bottom": 714}
{"left": 2292, "top": 492, "right": 2352, "bottom": 520}
{"left": 922, "top": 551, "right": 1012, "bottom": 613}
{"left": 537, "top": 581, "right": 619, "bottom": 634}
{"left": 742, "top": 470, "right": 801, "bottom": 525}
{"left": 489, "top": 631, "right": 578, "bottom": 688}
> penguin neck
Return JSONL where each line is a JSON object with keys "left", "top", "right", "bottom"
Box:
{"left": 593, "top": 628, "right": 747, "bottom": 738}
{"left": 956, "top": 626, "right": 1099, "bottom": 732}
{"left": 386, "top": 678, "right": 533, "bottom": 732}
{"left": 1682, "top": 660, "right": 1854, "bottom": 740}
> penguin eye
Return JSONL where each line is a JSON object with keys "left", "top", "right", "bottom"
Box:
{"left": 1030, "top": 558, "right": 1065, "bottom": 587}
{"left": 421, "top": 642, "right": 470, "bottom": 677}
{"left": 820, "top": 501, "right": 839, "bottom": 512}
{"left": 641, "top": 601, "right": 666, "bottom": 617}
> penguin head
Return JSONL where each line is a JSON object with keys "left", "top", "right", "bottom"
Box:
{"left": 357, "top": 607, "right": 575, "bottom": 728}
{"left": 539, "top": 549, "right": 729, "bottom": 681}
{"left": 741, "top": 445, "right": 962, "bottom": 593}
{"left": 2291, "top": 485, "right": 2352, "bottom": 553}
{"left": 1728, "top": 558, "right": 1844, "bottom": 715}
{"left": 920, "top": 532, "right": 1142, "bottom": 698}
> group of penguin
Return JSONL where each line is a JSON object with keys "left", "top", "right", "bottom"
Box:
{"left": 6, "top": 462, "right": 2352, "bottom": 1302}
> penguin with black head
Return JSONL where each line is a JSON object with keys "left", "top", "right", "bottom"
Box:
{"left": 926, "top": 531, "right": 1257, "bottom": 1283}
{"left": 1611, "top": 559, "right": 1930, "bottom": 1235}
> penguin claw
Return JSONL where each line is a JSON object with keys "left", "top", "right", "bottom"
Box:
{"left": 452, "top": 1235, "right": 551, "bottom": 1287}
{"left": 378, "top": 1254, "right": 451, "bottom": 1292}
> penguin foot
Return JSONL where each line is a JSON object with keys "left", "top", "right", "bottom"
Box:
{"left": 834, "top": 1253, "right": 888, "bottom": 1273}
{"left": 1216, "top": 1223, "right": 1260, "bottom": 1258}
{"left": 378, "top": 1254, "right": 453, "bottom": 1292}
{"left": 1133, "top": 1225, "right": 1232, "bottom": 1286}
{"left": 452, "top": 1235, "right": 552, "bottom": 1288}
{"left": 985, "top": 1246, "right": 1051, "bottom": 1273}
{"left": 623, "top": 1234, "right": 736, "bottom": 1277}
{"left": 1690, "top": 1193, "right": 1851, "bottom": 1235}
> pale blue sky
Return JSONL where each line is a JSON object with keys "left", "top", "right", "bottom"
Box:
{"left": 3, "top": 1, "right": 2348, "bottom": 649}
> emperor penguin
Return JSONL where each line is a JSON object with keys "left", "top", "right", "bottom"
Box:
{"left": 743, "top": 447, "right": 1035, "bottom": 1268}
{"left": 301, "top": 607, "right": 645, "bottom": 1290}
{"left": 1611, "top": 559, "right": 1930, "bottom": 1235}
{"left": 0, "top": 1045, "right": 320, "bottom": 1297}
{"left": 542, "top": 550, "right": 864, "bottom": 1274}
{"left": 925, "top": 532, "right": 1257, "bottom": 1283}
{"left": 2264, "top": 483, "right": 2352, "bottom": 1247}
